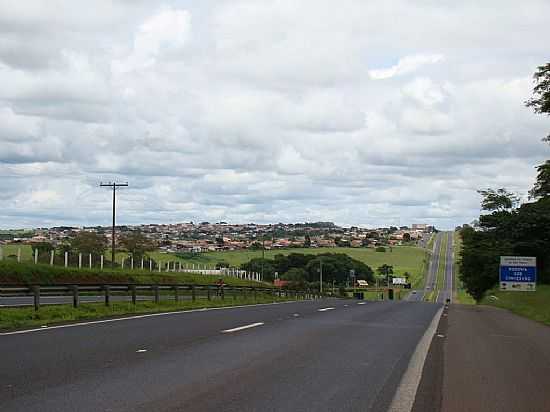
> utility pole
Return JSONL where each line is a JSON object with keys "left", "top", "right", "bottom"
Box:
{"left": 261, "top": 235, "right": 265, "bottom": 281}
{"left": 100, "top": 182, "right": 128, "bottom": 268}
{"left": 319, "top": 259, "right": 323, "bottom": 294}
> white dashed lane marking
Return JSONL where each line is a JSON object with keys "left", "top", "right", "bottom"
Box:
{"left": 317, "top": 307, "right": 335, "bottom": 312}
{"left": 222, "top": 322, "right": 265, "bottom": 333}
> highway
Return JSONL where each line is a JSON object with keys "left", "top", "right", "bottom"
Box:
{"left": 436, "top": 232, "right": 453, "bottom": 304}
{"left": 420, "top": 233, "right": 441, "bottom": 301}
{"left": 0, "top": 299, "right": 440, "bottom": 412}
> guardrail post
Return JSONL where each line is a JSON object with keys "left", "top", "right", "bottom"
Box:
{"left": 50, "top": 250, "right": 55, "bottom": 266}
{"left": 104, "top": 285, "right": 110, "bottom": 306}
{"left": 207, "top": 286, "right": 211, "bottom": 301}
{"left": 72, "top": 285, "right": 79, "bottom": 308}
{"left": 191, "top": 285, "right": 196, "bottom": 302}
{"left": 253, "top": 287, "right": 256, "bottom": 302}
{"left": 154, "top": 285, "right": 160, "bottom": 304}
{"left": 221, "top": 286, "right": 225, "bottom": 300}
{"left": 131, "top": 285, "right": 136, "bottom": 305}
{"left": 33, "top": 285, "right": 40, "bottom": 311}
{"left": 174, "top": 286, "right": 179, "bottom": 303}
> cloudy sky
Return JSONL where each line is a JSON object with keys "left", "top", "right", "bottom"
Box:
{"left": 0, "top": 0, "right": 548, "bottom": 230}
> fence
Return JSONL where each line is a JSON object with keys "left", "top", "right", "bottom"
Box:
{"left": 0, "top": 284, "right": 320, "bottom": 311}
{"left": 0, "top": 246, "right": 262, "bottom": 280}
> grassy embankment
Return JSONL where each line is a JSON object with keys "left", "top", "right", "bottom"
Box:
{"left": 0, "top": 260, "right": 265, "bottom": 287}
{"left": 480, "top": 285, "right": 550, "bottom": 326}
{"left": 0, "top": 294, "right": 294, "bottom": 331}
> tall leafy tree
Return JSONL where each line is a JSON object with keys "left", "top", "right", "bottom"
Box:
{"left": 70, "top": 231, "right": 107, "bottom": 255}
{"left": 529, "top": 160, "right": 550, "bottom": 199}
{"left": 119, "top": 230, "right": 155, "bottom": 261}
{"left": 525, "top": 62, "right": 550, "bottom": 142}
{"left": 477, "top": 188, "right": 519, "bottom": 211}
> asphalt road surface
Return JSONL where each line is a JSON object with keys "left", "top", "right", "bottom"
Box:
{"left": 414, "top": 304, "right": 550, "bottom": 412}
{"left": 415, "top": 233, "right": 441, "bottom": 301}
{"left": 436, "top": 232, "right": 453, "bottom": 304}
{"left": 0, "top": 299, "right": 440, "bottom": 412}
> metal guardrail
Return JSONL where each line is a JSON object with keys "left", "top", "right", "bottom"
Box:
{"left": 0, "top": 284, "right": 320, "bottom": 310}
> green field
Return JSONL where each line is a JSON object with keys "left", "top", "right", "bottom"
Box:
{"left": 481, "top": 285, "right": 550, "bottom": 326}
{"left": 150, "top": 246, "right": 427, "bottom": 275}
{"left": 0, "top": 294, "right": 295, "bottom": 331}
{"left": 1, "top": 244, "right": 33, "bottom": 261}
{"left": 1, "top": 245, "right": 428, "bottom": 287}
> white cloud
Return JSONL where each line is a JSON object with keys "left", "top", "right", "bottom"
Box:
{"left": 369, "top": 54, "right": 444, "bottom": 80}
{"left": 0, "top": 0, "right": 548, "bottom": 229}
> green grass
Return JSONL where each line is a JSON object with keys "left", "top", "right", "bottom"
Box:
{"left": 1, "top": 244, "right": 33, "bottom": 261}
{"left": 150, "top": 246, "right": 426, "bottom": 277}
{"left": 0, "top": 260, "right": 265, "bottom": 287}
{"left": 481, "top": 285, "right": 550, "bottom": 326}
{"left": 0, "top": 295, "right": 295, "bottom": 331}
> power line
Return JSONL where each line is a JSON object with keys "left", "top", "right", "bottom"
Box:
{"left": 100, "top": 182, "right": 128, "bottom": 268}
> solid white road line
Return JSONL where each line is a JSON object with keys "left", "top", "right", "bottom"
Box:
{"left": 0, "top": 300, "right": 305, "bottom": 336}
{"left": 388, "top": 306, "right": 444, "bottom": 412}
{"left": 317, "top": 307, "right": 335, "bottom": 312}
{"left": 357, "top": 302, "right": 367, "bottom": 305}
{"left": 221, "top": 322, "right": 264, "bottom": 333}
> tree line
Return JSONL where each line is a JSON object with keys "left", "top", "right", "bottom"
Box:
{"left": 459, "top": 63, "right": 550, "bottom": 301}
{"left": 240, "top": 252, "right": 375, "bottom": 287}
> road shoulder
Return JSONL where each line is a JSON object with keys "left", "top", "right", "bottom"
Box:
{"left": 415, "top": 304, "right": 550, "bottom": 412}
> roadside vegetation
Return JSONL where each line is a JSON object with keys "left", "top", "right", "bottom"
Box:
{"left": 453, "top": 231, "right": 475, "bottom": 304}
{"left": 481, "top": 285, "right": 550, "bottom": 326}
{"left": 0, "top": 260, "right": 265, "bottom": 287}
{"left": 0, "top": 295, "right": 294, "bottom": 331}
{"left": 459, "top": 62, "right": 550, "bottom": 304}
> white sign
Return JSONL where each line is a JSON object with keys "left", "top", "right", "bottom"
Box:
{"left": 500, "top": 256, "right": 537, "bottom": 292}
{"left": 392, "top": 277, "right": 407, "bottom": 285}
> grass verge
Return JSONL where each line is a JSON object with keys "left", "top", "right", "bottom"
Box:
{"left": 480, "top": 285, "right": 550, "bottom": 326}
{"left": 0, "top": 295, "right": 294, "bottom": 331}
{"left": 0, "top": 260, "right": 265, "bottom": 287}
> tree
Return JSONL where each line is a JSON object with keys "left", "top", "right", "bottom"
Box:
{"left": 377, "top": 264, "right": 393, "bottom": 286}
{"left": 477, "top": 188, "right": 519, "bottom": 211}
{"left": 249, "top": 241, "right": 263, "bottom": 250}
{"left": 304, "top": 233, "right": 311, "bottom": 248}
{"left": 525, "top": 62, "right": 550, "bottom": 142}
{"left": 281, "top": 268, "right": 308, "bottom": 282}
{"left": 529, "top": 160, "right": 550, "bottom": 199}
{"left": 403, "top": 233, "right": 411, "bottom": 242}
{"left": 240, "top": 258, "right": 275, "bottom": 282}
{"left": 119, "top": 230, "right": 155, "bottom": 261}
{"left": 70, "top": 231, "right": 107, "bottom": 255}
{"left": 31, "top": 242, "right": 54, "bottom": 255}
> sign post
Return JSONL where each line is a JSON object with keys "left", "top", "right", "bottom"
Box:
{"left": 499, "top": 256, "right": 537, "bottom": 291}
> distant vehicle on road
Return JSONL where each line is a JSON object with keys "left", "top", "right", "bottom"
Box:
{"left": 412, "top": 291, "right": 417, "bottom": 294}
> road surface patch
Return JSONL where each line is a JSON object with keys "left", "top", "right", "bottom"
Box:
{"left": 388, "top": 306, "right": 444, "bottom": 412}
{"left": 221, "top": 322, "right": 265, "bottom": 333}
